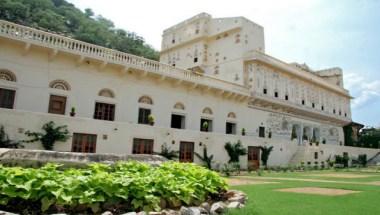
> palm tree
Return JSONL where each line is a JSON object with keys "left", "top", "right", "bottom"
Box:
{"left": 195, "top": 146, "right": 214, "bottom": 169}
{"left": 224, "top": 140, "right": 247, "bottom": 163}
{"left": 154, "top": 143, "right": 178, "bottom": 160}
{"left": 260, "top": 146, "right": 273, "bottom": 169}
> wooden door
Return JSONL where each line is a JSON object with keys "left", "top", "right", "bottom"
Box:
{"left": 248, "top": 146, "right": 260, "bottom": 170}
{"left": 71, "top": 133, "right": 97, "bottom": 153}
{"left": 179, "top": 141, "right": 194, "bottom": 162}
{"left": 48, "top": 95, "right": 66, "bottom": 115}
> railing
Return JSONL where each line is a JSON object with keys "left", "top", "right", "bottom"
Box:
{"left": 250, "top": 91, "right": 351, "bottom": 123}
{"left": 0, "top": 20, "right": 249, "bottom": 96}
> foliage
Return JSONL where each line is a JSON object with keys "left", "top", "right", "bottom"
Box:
{"left": 25, "top": 121, "right": 70, "bottom": 150}
{"left": 202, "top": 121, "right": 209, "bottom": 131}
{"left": 154, "top": 143, "right": 178, "bottom": 160}
{"left": 0, "top": 161, "right": 227, "bottom": 213}
{"left": 335, "top": 155, "right": 349, "bottom": 168}
{"left": 358, "top": 154, "right": 367, "bottom": 167}
{"left": 241, "top": 128, "right": 246, "bottom": 136}
{"left": 148, "top": 114, "right": 155, "bottom": 124}
{"left": 0, "top": 126, "right": 24, "bottom": 148}
{"left": 224, "top": 140, "right": 247, "bottom": 163}
{"left": 259, "top": 146, "right": 273, "bottom": 169}
{"left": 357, "top": 127, "right": 380, "bottom": 149}
{"left": 195, "top": 146, "right": 214, "bottom": 169}
{"left": 0, "top": 0, "right": 159, "bottom": 60}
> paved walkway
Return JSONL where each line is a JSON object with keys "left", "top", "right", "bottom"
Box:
{"left": 234, "top": 176, "right": 380, "bottom": 186}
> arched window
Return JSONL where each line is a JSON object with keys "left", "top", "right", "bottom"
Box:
{"left": 174, "top": 102, "right": 185, "bottom": 110}
{"left": 138, "top": 95, "right": 153, "bottom": 105}
{"left": 227, "top": 112, "right": 236, "bottom": 119}
{"left": 49, "top": 79, "right": 71, "bottom": 91}
{"left": 98, "top": 88, "right": 115, "bottom": 98}
{"left": 0, "top": 69, "right": 16, "bottom": 82}
{"left": 202, "top": 107, "right": 213, "bottom": 115}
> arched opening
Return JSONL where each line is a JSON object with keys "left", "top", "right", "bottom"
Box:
{"left": 98, "top": 88, "right": 115, "bottom": 98}
{"left": 49, "top": 80, "right": 71, "bottom": 91}
{"left": 0, "top": 69, "right": 17, "bottom": 82}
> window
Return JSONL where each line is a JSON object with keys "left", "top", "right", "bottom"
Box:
{"left": 179, "top": 142, "right": 194, "bottom": 162}
{"left": 333, "top": 109, "right": 336, "bottom": 114}
{"left": 263, "top": 88, "right": 267, "bottom": 94}
{"left": 94, "top": 102, "right": 115, "bottom": 121}
{"left": 302, "top": 100, "right": 305, "bottom": 105}
{"left": 194, "top": 57, "right": 198, "bottom": 63}
{"left": 321, "top": 105, "right": 324, "bottom": 111}
{"left": 171, "top": 114, "right": 185, "bottom": 129}
{"left": 259, "top": 126, "right": 265, "bottom": 138}
{"left": 132, "top": 138, "right": 153, "bottom": 154}
{"left": 285, "top": 95, "right": 289, "bottom": 100}
{"left": 48, "top": 95, "right": 66, "bottom": 115}
{"left": 0, "top": 88, "right": 15, "bottom": 109}
{"left": 274, "top": 91, "right": 278, "bottom": 98}
{"left": 226, "top": 122, "right": 236, "bottom": 134}
{"left": 200, "top": 118, "right": 212, "bottom": 132}
{"left": 339, "top": 110, "right": 342, "bottom": 115}
{"left": 49, "top": 80, "right": 70, "bottom": 91}
{"left": 138, "top": 108, "right": 151, "bottom": 124}
{"left": 71, "top": 133, "right": 97, "bottom": 153}
{"left": 312, "top": 103, "right": 315, "bottom": 108}
{"left": 314, "top": 152, "right": 318, "bottom": 159}
{"left": 345, "top": 113, "right": 347, "bottom": 117}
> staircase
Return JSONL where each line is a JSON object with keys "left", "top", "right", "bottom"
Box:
{"left": 367, "top": 152, "right": 380, "bottom": 166}
{"left": 288, "top": 146, "right": 307, "bottom": 165}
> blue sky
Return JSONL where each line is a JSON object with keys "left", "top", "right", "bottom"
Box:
{"left": 68, "top": 0, "right": 380, "bottom": 126}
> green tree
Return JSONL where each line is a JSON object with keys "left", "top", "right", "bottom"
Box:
{"left": 195, "top": 146, "right": 214, "bottom": 169}
{"left": 224, "top": 140, "right": 247, "bottom": 163}
{"left": 0, "top": 0, "right": 159, "bottom": 60}
{"left": 25, "top": 121, "right": 70, "bottom": 150}
{"left": 260, "top": 146, "right": 273, "bottom": 169}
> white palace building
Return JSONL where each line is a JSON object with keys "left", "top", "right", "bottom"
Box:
{"left": 0, "top": 13, "right": 378, "bottom": 169}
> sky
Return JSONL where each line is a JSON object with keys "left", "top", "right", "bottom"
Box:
{"left": 68, "top": 0, "right": 380, "bottom": 127}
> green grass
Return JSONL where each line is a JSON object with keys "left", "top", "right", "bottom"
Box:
{"left": 226, "top": 170, "right": 380, "bottom": 215}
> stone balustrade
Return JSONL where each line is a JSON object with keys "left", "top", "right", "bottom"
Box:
{"left": 0, "top": 20, "right": 249, "bottom": 97}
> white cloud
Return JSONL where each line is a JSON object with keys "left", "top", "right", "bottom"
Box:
{"left": 344, "top": 73, "right": 380, "bottom": 109}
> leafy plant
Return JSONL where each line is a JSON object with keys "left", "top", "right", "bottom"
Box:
{"left": 195, "top": 146, "right": 214, "bottom": 169}
{"left": 358, "top": 154, "right": 367, "bottom": 167}
{"left": 202, "top": 121, "right": 209, "bottom": 131}
{"left": 148, "top": 114, "right": 155, "bottom": 125}
{"left": 260, "top": 146, "right": 274, "bottom": 169}
{"left": 25, "top": 121, "right": 70, "bottom": 150}
{"left": 0, "top": 125, "right": 23, "bottom": 148}
{"left": 154, "top": 143, "right": 178, "bottom": 160}
{"left": 0, "top": 161, "right": 227, "bottom": 213}
{"left": 224, "top": 140, "right": 247, "bottom": 163}
{"left": 241, "top": 128, "right": 246, "bottom": 136}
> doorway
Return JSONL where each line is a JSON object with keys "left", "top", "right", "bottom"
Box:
{"left": 248, "top": 146, "right": 260, "bottom": 170}
{"left": 179, "top": 141, "right": 194, "bottom": 162}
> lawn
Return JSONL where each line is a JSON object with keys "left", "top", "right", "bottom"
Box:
{"left": 226, "top": 170, "right": 380, "bottom": 215}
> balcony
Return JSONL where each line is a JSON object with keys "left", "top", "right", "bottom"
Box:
{"left": 0, "top": 20, "right": 250, "bottom": 99}
{"left": 249, "top": 91, "right": 351, "bottom": 125}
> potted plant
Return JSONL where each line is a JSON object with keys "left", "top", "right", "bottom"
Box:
{"left": 241, "top": 128, "right": 246, "bottom": 136}
{"left": 202, "top": 121, "right": 209, "bottom": 132}
{"left": 70, "top": 107, "right": 76, "bottom": 117}
{"left": 148, "top": 114, "right": 155, "bottom": 126}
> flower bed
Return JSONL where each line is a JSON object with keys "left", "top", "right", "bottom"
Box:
{"left": 0, "top": 161, "right": 228, "bottom": 214}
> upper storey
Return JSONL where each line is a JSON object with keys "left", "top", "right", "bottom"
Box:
{"left": 160, "top": 13, "right": 265, "bottom": 72}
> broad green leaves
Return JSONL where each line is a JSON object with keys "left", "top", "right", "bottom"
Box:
{"left": 0, "top": 161, "right": 227, "bottom": 212}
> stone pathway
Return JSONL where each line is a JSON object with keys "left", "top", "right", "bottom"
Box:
{"left": 238, "top": 176, "right": 380, "bottom": 186}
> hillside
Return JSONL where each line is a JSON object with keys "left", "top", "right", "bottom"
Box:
{"left": 0, "top": 0, "right": 159, "bottom": 60}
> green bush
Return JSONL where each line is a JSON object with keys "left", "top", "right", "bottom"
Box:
{"left": 0, "top": 161, "right": 227, "bottom": 213}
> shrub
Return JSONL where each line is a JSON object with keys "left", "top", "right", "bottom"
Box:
{"left": 224, "top": 140, "right": 247, "bottom": 163}
{"left": 195, "top": 146, "right": 214, "bottom": 169}
{"left": 0, "top": 161, "right": 227, "bottom": 213}
{"left": 260, "top": 146, "right": 273, "bottom": 169}
{"left": 154, "top": 143, "right": 178, "bottom": 160}
{"left": 358, "top": 154, "right": 367, "bottom": 167}
{"left": 24, "top": 121, "right": 70, "bottom": 150}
